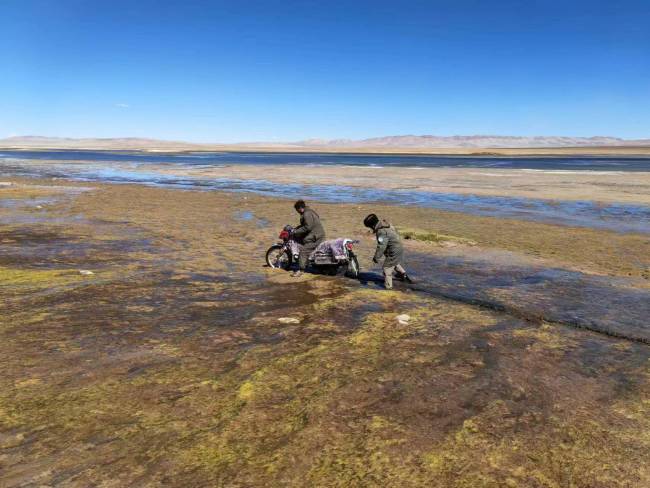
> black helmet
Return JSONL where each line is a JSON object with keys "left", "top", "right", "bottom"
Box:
{"left": 363, "top": 213, "right": 379, "bottom": 229}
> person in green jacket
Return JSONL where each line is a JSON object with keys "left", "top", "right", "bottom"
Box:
{"left": 292, "top": 200, "right": 326, "bottom": 277}
{"left": 364, "top": 213, "right": 413, "bottom": 289}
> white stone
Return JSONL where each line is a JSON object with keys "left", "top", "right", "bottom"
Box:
{"left": 396, "top": 314, "right": 411, "bottom": 324}
{"left": 278, "top": 317, "right": 300, "bottom": 324}
{"left": 79, "top": 269, "right": 95, "bottom": 276}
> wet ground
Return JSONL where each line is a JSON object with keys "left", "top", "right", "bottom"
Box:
{"left": 3, "top": 157, "right": 650, "bottom": 233}
{"left": 1, "top": 179, "right": 649, "bottom": 487}
{"left": 405, "top": 251, "right": 650, "bottom": 343}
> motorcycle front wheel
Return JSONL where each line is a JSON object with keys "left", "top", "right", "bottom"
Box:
{"left": 345, "top": 255, "right": 360, "bottom": 278}
{"left": 266, "top": 244, "right": 292, "bottom": 270}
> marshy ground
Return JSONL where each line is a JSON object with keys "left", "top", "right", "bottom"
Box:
{"left": 1, "top": 178, "right": 649, "bottom": 487}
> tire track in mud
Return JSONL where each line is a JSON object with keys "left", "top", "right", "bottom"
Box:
{"left": 408, "top": 282, "right": 650, "bottom": 345}
{"left": 355, "top": 255, "right": 650, "bottom": 344}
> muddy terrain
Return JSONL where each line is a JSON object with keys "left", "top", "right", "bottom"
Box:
{"left": 1, "top": 179, "right": 649, "bottom": 487}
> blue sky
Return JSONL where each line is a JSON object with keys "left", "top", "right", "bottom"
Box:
{"left": 1, "top": 0, "right": 649, "bottom": 142}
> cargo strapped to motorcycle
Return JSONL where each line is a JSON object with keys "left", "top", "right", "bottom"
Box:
{"left": 313, "top": 238, "right": 352, "bottom": 263}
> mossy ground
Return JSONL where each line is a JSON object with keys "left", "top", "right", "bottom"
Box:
{"left": 1, "top": 180, "right": 649, "bottom": 487}
{"left": 398, "top": 227, "right": 477, "bottom": 246}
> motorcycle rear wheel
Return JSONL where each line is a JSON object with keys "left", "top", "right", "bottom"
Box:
{"left": 266, "top": 245, "right": 292, "bottom": 270}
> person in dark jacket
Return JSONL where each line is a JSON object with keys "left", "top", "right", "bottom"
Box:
{"left": 292, "top": 200, "right": 326, "bottom": 277}
{"left": 364, "top": 213, "right": 413, "bottom": 289}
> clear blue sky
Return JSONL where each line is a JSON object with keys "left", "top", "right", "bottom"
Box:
{"left": 1, "top": 0, "right": 649, "bottom": 142}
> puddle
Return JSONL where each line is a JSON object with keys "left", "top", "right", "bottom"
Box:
{"left": 0, "top": 226, "right": 154, "bottom": 276}
{"left": 0, "top": 213, "right": 88, "bottom": 225}
{"left": 233, "top": 210, "right": 269, "bottom": 228}
{"left": 0, "top": 184, "right": 95, "bottom": 224}
{"left": 0, "top": 197, "right": 54, "bottom": 209}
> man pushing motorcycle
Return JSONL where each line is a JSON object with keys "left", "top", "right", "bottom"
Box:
{"left": 364, "top": 213, "right": 413, "bottom": 289}
{"left": 291, "top": 200, "right": 326, "bottom": 277}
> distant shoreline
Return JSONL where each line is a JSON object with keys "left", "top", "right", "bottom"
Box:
{"left": 2, "top": 145, "right": 650, "bottom": 157}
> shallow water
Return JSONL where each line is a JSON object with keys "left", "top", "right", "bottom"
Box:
{"left": 350, "top": 252, "right": 650, "bottom": 343}
{"left": 0, "top": 197, "right": 52, "bottom": 209}
{"left": 3, "top": 149, "right": 650, "bottom": 171}
{"left": 3, "top": 159, "right": 650, "bottom": 233}
{"left": 403, "top": 252, "right": 650, "bottom": 343}
{"left": 233, "top": 210, "right": 269, "bottom": 228}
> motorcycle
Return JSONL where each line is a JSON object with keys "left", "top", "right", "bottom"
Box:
{"left": 265, "top": 225, "right": 360, "bottom": 278}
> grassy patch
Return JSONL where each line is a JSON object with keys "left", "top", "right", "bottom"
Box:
{"left": 0, "top": 266, "right": 80, "bottom": 290}
{"left": 398, "top": 227, "right": 477, "bottom": 246}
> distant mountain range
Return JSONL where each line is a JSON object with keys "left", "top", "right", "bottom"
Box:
{"left": 1, "top": 135, "right": 650, "bottom": 152}
{"left": 0, "top": 136, "right": 196, "bottom": 150}
{"left": 297, "top": 135, "right": 650, "bottom": 148}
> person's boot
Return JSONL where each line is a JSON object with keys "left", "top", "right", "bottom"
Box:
{"left": 395, "top": 270, "right": 412, "bottom": 283}
{"left": 384, "top": 270, "right": 393, "bottom": 290}
{"left": 291, "top": 270, "right": 303, "bottom": 278}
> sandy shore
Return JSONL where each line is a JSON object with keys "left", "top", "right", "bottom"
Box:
{"left": 2, "top": 178, "right": 649, "bottom": 486}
